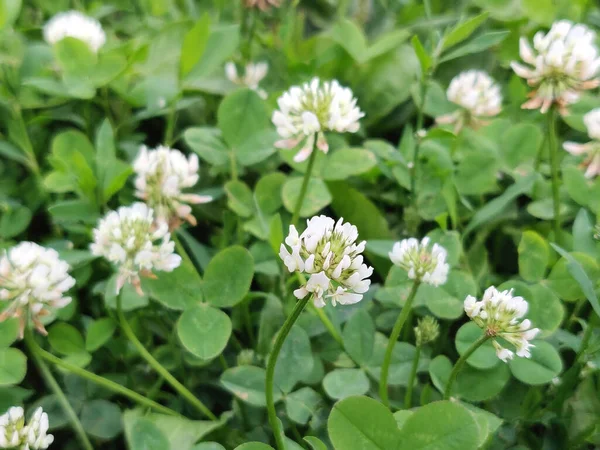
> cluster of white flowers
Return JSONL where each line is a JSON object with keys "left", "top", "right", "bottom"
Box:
{"left": 133, "top": 145, "right": 212, "bottom": 229}
{"left": 389, "top": 237, "right": 449, "bottom": 286}
{"left": 563, "top": 108, "right": 600, "bottom": 178}
{"left": 272, "top": 78, "right": 364, "bottom": 162}
{"left": 464, "top": 286, "right": 540, "bottom": 362}
{"left": 0, "top": 407, "right": 54, "bottom": 449}
{"left": 279, "top": 216, "right": 372, "bottom": 307}
{"left": 43, "top": 10, "right": 106, "bottom": 53}
{"left": 0, "top": 242, "right": 74, "bottom": 338}
{"left": 225, "top": 61, "right": 268, "bottom": 99}
{"left": 511, "top": 20, "right": 600, "bottom": 114}
{"left": 436, "top": 70, "right": 502, "bottom": 132}
{"left": 90, "top": 203, "right": 181, "bottom": 294}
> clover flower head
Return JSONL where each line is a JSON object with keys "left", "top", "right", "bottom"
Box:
{"left": 415, "top": 316, "right": 440, "bottom": 346}
{"left": 43, "top": 10, "right": 106, "bottom": 53}
{"left": 90, "top": 203, "right": 181, "bottom": 294}
{"left": 464, "top": 286, "right": 540, "bottom": 362}
{"left": 279, "top": 216, "right": 372, "bottom": 308}
{"left": 436, "top": 70, "right": 502, "bottom": 132}
{"left": 272, "top": 78, "right": 364, "bottom": 162}
{"left": 225, "top": 61, "right": 268, "bottom": 98}
{"left": 563, "top": 108, "right": 600, "bottom": 178}
{"left": 389, "top": 237, "right": 449, "bottom": 286}
{"left": 511, "top": 20, "right": 600, "bottom": 114}
{"left": 0, "top": 242, "right": 74, "bottom": 339}
{"left": 133, "top": 145, "right": 212, "bottom": 229}
{"left": 0, "top": 407, "right": 54, "bottom": 450}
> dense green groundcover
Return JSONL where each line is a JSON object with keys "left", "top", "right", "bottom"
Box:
{"left": 1, "top": 0, "right": 600, "bottom": 449}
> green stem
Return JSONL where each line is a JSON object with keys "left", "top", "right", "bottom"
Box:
{"left": 25, "top": 332, "right": 94, "bottom": 450}
{"left": 230, "top": 151, "right": 238, "bottom": 181}
{"left": 164, "top": 100, "right": 178, "bottom": 146}
{"left": 404, "top": 345, "right": 421, "bottom": 409}
{"left": 547, "top": 106, "right": 561, "bottom": 241}
{"left": 291, "top": 137, "right": 318, "bottom": 226}
{"left": 26, "top": 331, "right": 178, "bottom": 416}
{"left": 116, "top": 296, "right": 217, "bottom": 420}
{"left": 444, "top": 334, "right": 490, "bottom": 400}
{"left": 266, "top": 296, "right": 311, "bottom": 450}
{"left": 533, "top": 133, "right": 547, "bottom": 171}
{"left": 575, "top": 314, "right": 597, "bottom": 362}
{"left": 379, "top": 281, "right": 421, "bottom": 407}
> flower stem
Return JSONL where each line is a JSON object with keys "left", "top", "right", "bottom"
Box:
{"left": 116, "top": 296, "right": 217, "bottom": 420}
{"left": 26, "top": 331, "right": 178, "bottom": 416}
{"left": 404, "top": 345, "right": 421, "bottom": 409}
{"left": 547, "top": 106, "right": 561, "bottom": 241}
{"left": 266, "top": 296, "right": 311, "bottom": 450}
{"left": 25, "top": 331, "right": 94, "bottom": 450}
{"left": 444, "top": 334, "right": 490, "bottom": 400}
{"left": 291, "top": 137, "right": 318, "bottom": 226}
{"left": 379, "top": 281, "right": 421, "bottom": 408}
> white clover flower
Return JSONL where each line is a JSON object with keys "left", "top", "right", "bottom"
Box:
{"left": 272, "top": 78, "right": 364, "bottom": 162}
{"left": 225, "top": 61, "right": 268, "bottom": 99}
{"left": 279, "top": 216, "right": 372, "bottom": 308}
{"left": 0, "top": 242, "right": 74, "bottom": 338}
{"left": 43, "top": 10, "right": 106, "bottom": 54}
{"left": 464, "top": 286, "right": 540, "bottom": 363}
{"left": 133, "top": 145, "right": 212, "bottom": 229}
{"left": 436, "top": 70, "right": 502, "bottom": 132}
{"left": 90, "top": 203, "right": 181, "bottom": 294}
{"left": 0, "top": 407, "right": 54, "bottom": 450}
{"left": 511, "top": 20, "right": 600, "bottom": 114}
{"left": 563, "top": 108, "right": 600, "bottom": 178}
{"left": 389, "top": 237, "right": 449, "bottom": 286}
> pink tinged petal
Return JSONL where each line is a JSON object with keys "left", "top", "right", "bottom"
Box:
{"left": 316, "top": 133, "right": 329, "bottom": 153}
{"left": 275, "top": 137, "right": 302, "bottom": 149}
{"left": 511, "top": 61, "right": 535, "bottom": 79}
{"left": 585, "top": 154, "right": 600, "bottom": 178}
{"left": 115, "top": 273, "right": 127, "bottom": 294}
{"left": 293, "top": 143, "right": 314, "bottom": 163}
{"left": 179, "top": 193, "right": 213, "bottom": 204}
{"left": 540, "top": 97, "right": 553, "bottom": 114}
{"left": 563, "top": 141, "right": 591, "bottom": 155}
{"left": 435, "top": 113, "right": 458, "bottom": 125}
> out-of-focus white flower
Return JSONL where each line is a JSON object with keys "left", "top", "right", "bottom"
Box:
{"left": 563, "top": 108, "right": 600, "bottom": 178}
{"left": 225, "top": 61, "right": 269, "bottom": 99}
{"left": 245, "top": 0, "right": 281, "bottom": 10}
{"left": 279, "top": 216, "right": 372, "bottom": 308}
{"left": 511, "top": 21, "right": 600, "bottom": 114}
{"left": 0, "top": 242, "right": 74, "bottom": 338}
{"left": 133, "top": 145, "right": 212, "bottom": 229}
{"left": 436, "top": 70, "right": 502, "bottom": 132}
{"left": 389, "top": 237, "right": 449, "bottom": 286}
{"left": 43, "top": 10, "right": 106, "bottom": 53}
{"left": 0, "top": 407, "right": 54, "bottom": 450}
{"left": 90, "top": 203, "right": 181, "bottom": 294}
{"left": 464, "top": 286, "right": 540, "bottom": 363}
{"left": 272, "top": 78, "right": 364, "bottom": 162}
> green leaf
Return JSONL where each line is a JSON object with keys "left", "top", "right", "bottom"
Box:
{"left": 282, "top": 177, "right": 332, "bottom": 218}
{"left": 225, "top": 180, "right": 255, "bottom": 218}
{"left": 321, "top": 148, "right": 377, "bottom": 181}
{"left": 502, "top": 123, "right": 542, "bottom": 170}
{"left": 48, "top": 200, "right": 99, "bottom": 224}
{"left": 508, "top": 341, "right": 563, "bottom": 385}
{"left": 0, "top": 205, "right": 32, "bottom": 239}
{"left": 0, "top": 319, "right": 19, "bottom": 348}
{"left": 331, "top": 18, "right": 368, "bottom": 62}
{"left": 303, "top": 437, "right": 328, "bottom": 450}
{"left": 518, "top": 231, "right": 550, "bottom": 282}
{"left": 441, "top": 13, "right": 489, "bottom": 51}
{"left": 273, "top": 325, "right": 314, "bottom": 393}
{"left": 143, "top": 257, "right": 203, "bottom": 310}
{"left": 0, "top": 348, "right": 27, "bottom": 386}
{"left": 455, "top": 322, "right": 499, "bottom": 370}
{"left": 234, "top": 444, "right": 274, "bottom": 450}
{"left": 85, "top": 318, "right": 117, "bottom": 353}
{"left": 365, "top": 29, "right": 410, "bottom": 61}
{"left": 397, "top": 401, "right": 480, "bottom": 450}
{"left": 285, "top": 387, "right": 323, "bottom": 425}
{"left": 572, "top": 208, "right": 596, "bottom": 256}
{"left": 0, "top": 0, "right": 22, "bottom": 28}
{"left": 440, "top": 31, "right": 510, "bottom": 63}
{"left": 549, "top": 245, "right": 600, "bottom": 317}
{"left": 193, "top": 444, "right": 226, "bottom": 450}
{"left": 328, "top": 396, "right": 401, "bottom": 450}
{"left": 255, "top": 173, "right": 286, "bottom": 215}
{"left": 127, "top": 420, "right": 170, "bottom": 450}
{"left": 411, "top": 35, "right": 431, "bottom": 74}
{"left": 105, "top": 275, "right": 149, "bottom": 311}
{"left": 48, "top": 323, "right": 86, "bottom": 356}
{"left": 177, "top": 304, "right": 232, "bottom": 360}
{"left": 184, "top": 127, "right": 230, "bottom": 166}
{"left": 80, "top": 400, "right": 123, "bottom": 439}
{"left": 202, "top": 246, "right": 254, "bottom": 308}
{"left": 343, "top": 310, "right": 375, "bottom": 366}
{"left": 221, "top": 365, "right": 279, "bottom": 407}
{"left": 0, "top": 140, "right": 29, "bottom": 166}
{"left": 464, "top": 173, "right": 536, "bottom": 236}
{"left": 323, "top": 369, "right": 370, "bottom": 400}
{"left": 180, "top": 14, "right": 211, "bottom": 78}
{"left": 53, "top": 37, "right": 97, "bottom": 79}
{"left": 526, "top": 284, "right": 564, "bottom": 336}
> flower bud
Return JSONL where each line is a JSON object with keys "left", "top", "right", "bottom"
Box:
{"left": 415, "top": 316, "right": 439, "bottom": 346}
{"left": 389, "top": 237, "right": 449, "bottom": 286}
